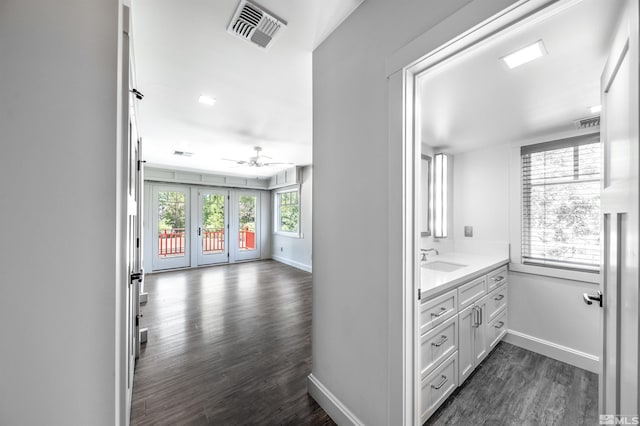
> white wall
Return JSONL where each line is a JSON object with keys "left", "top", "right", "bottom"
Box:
{"left": 0, "top": 1, "right": 120, "bottom": 424}
{"left": 452, "top": 145, "right": 510, "bottom": 244}
{"left": 451, "top": 143, "right": 600, "bottom": 371}
{"left": 272, "top": 166, "right": 313, "bottom": 272}
{"left": 312, "top": 1, "right": 518, "bottom": 424}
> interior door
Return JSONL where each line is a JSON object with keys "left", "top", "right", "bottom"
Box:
{"left": 152, "top": 185, "right": 190, "bottom": 270}
{"left": 232, "top": 190, "right": 261, "bottom": 261}
{"left": 197, "top": 189, "right": 229, "bottom": 265}
{"left": 121, "top": 5, "right": 141, "bottom": 423}
{"left": 598, "top": 0, "right": 639, "bottom": 416}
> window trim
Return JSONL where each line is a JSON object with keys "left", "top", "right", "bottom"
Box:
{"left": 273, "top": 185, "right": 301, "bottom": 238}
{"left": 508, "top": 130, "right": 601, "bottom": 284}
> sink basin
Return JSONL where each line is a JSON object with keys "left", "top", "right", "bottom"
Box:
{"left": 423, "top": 261, "right": 467, "bottom": 272}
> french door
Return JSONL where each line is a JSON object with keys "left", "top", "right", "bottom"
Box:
{"left": 232, "top": 190, "right": 261, "bottom": 262}
{"left": 152, "top": 185, "right": 190, "bottom": 270}
{"left": 150, "top": 186, "right": 262, "bottom": 270}
{"left": 197, "top": 190, "right": 229, "bottom": 266}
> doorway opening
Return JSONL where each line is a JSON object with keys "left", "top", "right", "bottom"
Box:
{"left": 389, "top": 0, "right": 637, "bottom": 423}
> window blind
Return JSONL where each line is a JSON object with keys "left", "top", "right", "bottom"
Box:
{"left": 521, "top": 134, "right": 601, "bottom": 272}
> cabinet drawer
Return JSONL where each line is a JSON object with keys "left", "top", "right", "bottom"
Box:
{"left": 487, "top": 265, "right": 508, "bottom": 292}
{"left": 487, "top": 309, "right": 508, "bottom": 350}
{"left": 420, "top": 315, "right": 457, "bottom": 379}
{"left": 420, "top": 351, "right": 458, "bottom": 423}
{"left": 420, "top": 289, "right": 457, "bottom": 334}
{"left": 458, "top": 276, "right": 486, "bottom": 310}
{"left": 486, "top": 284, "right": 508, "bottom": 322}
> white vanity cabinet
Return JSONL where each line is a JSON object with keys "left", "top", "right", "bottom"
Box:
{"left": 419, "top": 262, "right": 509, "bottom": 422}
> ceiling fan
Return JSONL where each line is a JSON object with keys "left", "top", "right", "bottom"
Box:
{"left": 223, "top": 146, "right": 292, "bottom": 168}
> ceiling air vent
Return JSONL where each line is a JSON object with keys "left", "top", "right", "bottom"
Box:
{"left": 227, "top": 0, "right": 287, "bottom": 49}
{"left": 173, "top": 150, "right": 193, "bottom": 157}
{"left": 574, "top": 115, "right": 600, "bottom": 130}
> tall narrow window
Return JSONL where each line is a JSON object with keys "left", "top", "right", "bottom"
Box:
{"left": 521, "top": 134, "right": 601, "bottom": 272}
{"left": 275, "top": 188, "right": 300, "bottom": 235}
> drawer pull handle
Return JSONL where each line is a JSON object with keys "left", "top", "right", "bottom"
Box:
{"left": 431, "top": 335, "right": 448, "bottom": 347}
{"left": 431, "top": 375, "right": 448, "bottom": 390}
{"left": 492, "top": 275, "right": 505, "bottom": 282}
{"left": 494, "top": 321, "right": 505, "bottom": 329}
{"left": 494, "top": 294, "right": 505, "bottom": 301}
{"left": 431, "top": 307, "right": 447, "bottom": 318}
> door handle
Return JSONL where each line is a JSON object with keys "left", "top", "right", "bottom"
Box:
{"left": 583, "top": 291, "right": 603, "bottom": 308}
{"left": 198, "top": 227, "right": 202, "bottom": 236}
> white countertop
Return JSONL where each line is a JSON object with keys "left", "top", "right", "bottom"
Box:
{"left": 420, "top": 252, "right": 509, "bottom": 300}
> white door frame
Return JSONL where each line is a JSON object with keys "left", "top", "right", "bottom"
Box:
{"left": 387, "top": 0, "right": 593, "bottom": 423}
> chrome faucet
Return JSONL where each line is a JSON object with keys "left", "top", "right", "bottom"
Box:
{"left": 421, "top": 248, "right": 439, "bottom": 261}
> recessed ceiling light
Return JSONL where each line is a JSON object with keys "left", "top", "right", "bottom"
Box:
{"left": 590, "top": 105, "right": 602, "bottom": 114}
{"left": 501, "top": 40, "right": 546, "bottom": 69}
{"left": 198, "top": 95, "right": 216, "bottom": 106}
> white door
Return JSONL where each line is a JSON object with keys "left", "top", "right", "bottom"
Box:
{"left": 197, "top": 189, "right": 229, "bottom": 265}
{"left": 597, "top": 0, "right": 639, "bottom": 417}
{"left": 232, "top": 190, "right": 261, "bottom": 261}
{"left": 120, "top": 5, "right": 141, "bottom": 422}
{"left": 152, "top": 185, "right": 190, "bottom": 270}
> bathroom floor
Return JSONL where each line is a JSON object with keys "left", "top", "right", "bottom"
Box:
{"left": 425, "top": 342, "right": 598, "bottom": 426}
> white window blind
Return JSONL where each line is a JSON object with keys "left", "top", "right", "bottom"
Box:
{"left": 521, "top": 134, "right": 601, "bottom": 272}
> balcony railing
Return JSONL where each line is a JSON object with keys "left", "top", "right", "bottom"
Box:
{"left": 239, "top": 227, "right": 255, "bottom": 250}
{"left": 159, "top": 228, "right": 185, "bottom": 257}
{"left": 158, "top": 227, "right": 255, "bottom": 257}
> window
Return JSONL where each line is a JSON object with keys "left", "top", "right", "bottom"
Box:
{"left": 521, "top": 135, "right": 601, "bottom": 272}
{"left": 275, "top": 188, "right": 300, "bottom": 235}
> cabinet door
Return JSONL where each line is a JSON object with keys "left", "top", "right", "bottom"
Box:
{"left": 458, "top": 305, "right": 475, "bottom": 384}
{"left": 473, "top": 296, "right": 489, "bottom": 365}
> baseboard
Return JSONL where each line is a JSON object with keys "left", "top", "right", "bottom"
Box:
{"left": 307, "top": 374, "right": 364, "bottom": 426}
{"left": 271, "top": 255, "right": 312, "bottom": 273}
{"left": 504, "top": 330, "right": 599, "bottom": 373}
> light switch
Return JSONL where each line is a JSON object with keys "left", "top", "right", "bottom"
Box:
{"left": 464, "top": 226, "right": 473, "bottom": 237}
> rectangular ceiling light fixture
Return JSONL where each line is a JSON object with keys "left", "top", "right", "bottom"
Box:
{"left": 433, "top": 153, "right": 448, "bottom": 238}
{"left": 198, "top": 95, "right": 216, "bottom": 106}
{"left": 501, "top": 40, "right": 546, "bottom": 69}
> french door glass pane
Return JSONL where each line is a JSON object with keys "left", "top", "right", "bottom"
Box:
{"left": 202, "top": 193, "right": 225, "bottom": 254}
{"left": 157, "top": 191, "right": 186, "bottom": 258}
{"left": 238, "top": 195, "right": 256, "bottom": 251}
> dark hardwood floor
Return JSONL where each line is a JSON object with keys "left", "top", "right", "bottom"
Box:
{"left": 425, "top": 342, "right": 599, "bottom": 426}
{"left": 131, "top": 260, "right": 335, "bottom": 426}
{"left": 132, "top": 261, "right": 598, "bottom": 425}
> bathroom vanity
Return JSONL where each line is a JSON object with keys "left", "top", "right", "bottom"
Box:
{"left": 419, "top": 253, "right": 509, "bottom": 423}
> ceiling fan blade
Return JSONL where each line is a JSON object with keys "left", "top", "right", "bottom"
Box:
{"left": 264, "top": 162, "right": 294, "bottom": 166}
{"left": 222, "top": 158, "right": 244, "bottom": 163}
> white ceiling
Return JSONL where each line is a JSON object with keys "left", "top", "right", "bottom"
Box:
{"left": 419, "top": 0, "right": 622, "bottom": 154}
{"left": 131, "top": 0, "right": 363, "bottom": 177}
